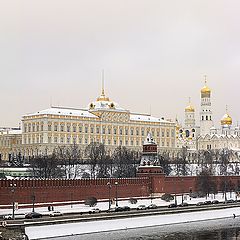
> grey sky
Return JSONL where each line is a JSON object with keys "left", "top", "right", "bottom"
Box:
{"left": 1, "top": 0, "right": 240, "bottom": 127}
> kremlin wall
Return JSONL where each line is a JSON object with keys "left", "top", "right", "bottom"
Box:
{"left": 1, "top": 133, "right": 240, "bottom": 207}
{"left": 1, "top": 174, "right": 240, "bottom": 206}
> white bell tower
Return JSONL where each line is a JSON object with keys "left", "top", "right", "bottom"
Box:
{"left": 200, "top": 76, "right": 213, "bottom": 136}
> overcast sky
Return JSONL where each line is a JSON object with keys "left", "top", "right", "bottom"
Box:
{"left": 1, "top": 0, "right": 240, "bottom": 127}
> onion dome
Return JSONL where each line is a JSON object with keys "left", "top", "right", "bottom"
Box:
{"left": 221, "top": 113, "right": 232, "bottom": 126}
{"left": 185, "top": 104, "right": 195, "bottom": 112}
{"left": 201, "top": 75, "right": 211, "bottom": 98}
{"left": 185, "top": 98, "right": 195, "bottom": 112}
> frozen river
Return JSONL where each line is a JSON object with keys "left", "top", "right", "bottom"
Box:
{"left": 47, "top": 218, "right": 240, "bottom": 240}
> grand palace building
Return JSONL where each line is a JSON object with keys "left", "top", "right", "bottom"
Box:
{"left": 0, "top": 86, "right": 176, "bottom": 162}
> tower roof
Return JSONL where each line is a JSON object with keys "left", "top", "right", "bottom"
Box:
{"left": 201, "top": 75, "right": 211, "bottom": 98}
{"left": 221, "top": 106, "right": 232, "bottom": 126}
{"left": 185, "top": 97, "right": 195, "bottom": 112}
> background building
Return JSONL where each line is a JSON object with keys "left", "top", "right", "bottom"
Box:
{"left": 0, "top": 85, "right": 176, "bottom": 162}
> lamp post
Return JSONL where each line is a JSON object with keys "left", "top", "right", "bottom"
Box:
{"left": 31, "top": 179, "right": 35, "bottom": 212}
{"left": 10, "top": 183, "right": 16, "bottom": 220}
{"left": 107, "top": 182, "right": 111, "bottom": 210}
{"left": 115, "top": 181, "right": 118, "bottom": 207}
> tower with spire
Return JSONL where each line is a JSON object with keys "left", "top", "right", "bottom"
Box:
{"left": 184, "top": 97, "right": 195, "bottom": 128}
{"left": 200, "top": 75, "right": 213, "bottom": 136}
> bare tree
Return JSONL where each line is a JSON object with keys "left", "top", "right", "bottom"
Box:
{"left": 112, "top": 146, "right": 138, "bottom": 178}
{"left": 196, "top": 169, "right": 217, "bottom": 197}
{"left": 158, "top": 151, "right": 172, "bottom": 176}
{"left": 55, "top": 144, "right": 83, "bottom": 179}
{"left": 85, "top": 142, "right": 103, "bottom": 179}
{"left": 29, "top": 153, "right": 64, "bottom": 179}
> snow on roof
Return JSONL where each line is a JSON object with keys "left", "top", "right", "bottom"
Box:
{"left": 130, "top": 114, "right": 171, "bottom": 123}
{"left": 88, "top": 100, "right": 127, "bottom": 112}
{"left": 23, "top": 107, "right": 98, "bottom": 118}
{"left": 1, "top": 129, "right": 22, "bottom": 135}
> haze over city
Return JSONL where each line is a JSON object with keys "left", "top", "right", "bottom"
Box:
{"left": 1, "top": 0, "right": 240, "bottom": 127}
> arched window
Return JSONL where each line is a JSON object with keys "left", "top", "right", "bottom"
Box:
{"left": 206, "top": 116, "right": 208, "bottom": 120}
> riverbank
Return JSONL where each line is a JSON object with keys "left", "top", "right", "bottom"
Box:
{"left": 25, "top": 206, "right": 240, "bottom": 239}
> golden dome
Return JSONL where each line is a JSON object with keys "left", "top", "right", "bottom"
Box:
{"left": 185, "top": 105, "right": 195, "bottom": 112}
{"left": 201, "top": 85, "right": 211, "bottom": 94}
{"left": 221, "top": 113, "right": 232, "bottom": 126}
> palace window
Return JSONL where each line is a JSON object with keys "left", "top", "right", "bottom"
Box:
{"left": 48, "top": 137, "right": 51, "bottom": 143}
{"left": 28, "top": 124, "right": 31, "bottom": 132}
{"left": 102, "top": 127, "right": 106, "bottom": 134}
{"left": 120, "top": 140, "right": 122, "bottom": 145}
{"left": 85, "top": 138, "right": 88, "bottom": 144}
{"left": 108, "top": 139, "right": 111, "bottom": 145}
{"left": 136, "top": 129, "right": 139, "bottom": 136}
{"left": 41, "top": 125, "right": 43, "bottom": 131}
{"left": 67, "top": 125, "right": 70, "bottom": 132}
{"left": 32, "top": 124, "right": 35, "bottom": 132}
{"left": 125, "top": 140, "right": 128, "bottom": 146}
{"left": 54, "top": 137, "right": 58, "bottom": 143}
{"left": 73, "top": 125, "right": 76, "bottom": 132}
{"left": 141, "top": 128, "right": 145, "bottom": 136}
{"left": 167, "top": 131, "right": 169, "bottom": 137}
{"left": 79, "top": 126, "right": 82, "bottom": 133}
{"left": 91, "top": 127, "right": 94, "bottom": 134}
{"left": 114, "top": 140, "right": 117, "bottom": 145}
{"left": 114, "top": 128, "right": 117, "bottom": 135}
{"left": 54, "top": 125, "right": 58, "bottom": 131}
{"left": 96, "top": 127, "right": 100, "bottom": 134}
{"left": 131, "top": 140, "right": 134, "bottom": 146}
{"left": 120, "top": 128, "right": 123, "bottom": 135}
{"left": 61, "top": 137, "right": 64, "bottom": 143}
{"left": 48, "top": 124, "right": 52, "bottom": 131}
{"left": 60, "top": 125, "right": 64, "bottom": 132}
{"left": 67, "top": 137, "right": 70, "bottom": 144}
{"left": 162, "top": 130, "right": 165, "bottom": 137}
{"left": 131, "top": 129, "right": 134, "bottom": 135}
{"left": 108, "top": 128, "right": 111, "bottom": 134}
{"left": 125, "top": 128, "right": 128, "bottom": 135}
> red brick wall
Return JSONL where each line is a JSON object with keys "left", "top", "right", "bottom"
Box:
{"left": 1, "top": 175, "right": 240, "bottom": 206}
{"left": 0, "top": 178, "right": 150, "bottom": 205}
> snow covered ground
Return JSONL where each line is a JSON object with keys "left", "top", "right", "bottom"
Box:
{"left": 0, "top": 192, "right": 237, "bottom": 216}
{"left": 1, "top": 192, "right": 239, "bottom": 239}
{"left": 25, "top": 206, "right": 240, "bottom": 239}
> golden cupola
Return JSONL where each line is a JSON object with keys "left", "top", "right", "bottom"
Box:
{"left": 201, "top": 75, "right": 211, "bottom": 98}
{"left": 185, "top": 104, "right": 195, "bottom": 112}
{"left": 221, "top": 113, "right": 232, "bottom": 126}
{"left": 185, "top": 98, "right": 195, "bottom": 112}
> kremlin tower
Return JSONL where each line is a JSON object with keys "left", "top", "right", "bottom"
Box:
{"left": 200, "top": 76, "right": 213, "bottom": 136}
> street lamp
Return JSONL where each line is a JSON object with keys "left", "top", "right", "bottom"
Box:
{"left": 31, "top": 180, "right": 35, "bottom": 212}
{"left": 107, "top": 182, "right": 111, "bottom": 210}
{"left": 10, "top": 183, "right": 17, "bottom": 220}
{"left": 115, "top": 181, "right": 118, "bottom": 207}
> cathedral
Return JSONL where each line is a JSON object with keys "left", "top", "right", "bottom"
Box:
{"left": 177, "top": 76, "right": 240, "bottom": 153}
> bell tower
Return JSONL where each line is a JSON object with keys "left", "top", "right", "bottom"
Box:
{"left": 200, "top": 75, "right": 213, "bottom": 136}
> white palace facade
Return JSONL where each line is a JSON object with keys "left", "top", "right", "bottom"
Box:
{"left": 0, "top": 86, "right": 176, "bottom": 162}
